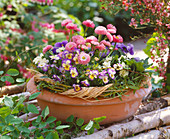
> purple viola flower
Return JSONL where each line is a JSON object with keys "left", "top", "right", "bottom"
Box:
{"left": 59, "top": 66, "right": 65, "bottom": 74}
{"left": 62, "top": 50, "right": 69, "bottom": 59}
{"left": 73, "top": 84, "right": 82, "bottom": 92}
{"left": 54, "top": 40, "right": 68, "bottom": 48}
{"left": 52, "top": 40, "right": 68, "bottom": 54}
{"left": 51, "top": 64, "right": 58, "bottom": 69}
{"left": 127, "top": 43, "right": 134, "bottom": 55}
{"left": 134, "top": 57, "right": 140, "bottom": 62}
{"left": 81, "top": 80, "right": 90, "bottom": 87}
{"left": 107, "top": 68, "right": 116, "bottom": 79}
{"left": 53, "top": 74, "right": 61, "bottom": 82}
{"left": 115, "top": 43, "right": 128, "bottom": 53}
{"left": 74, "top": 48, "right": 80, "bottom": 54}
{"left": 107, "top": 68, "right": 116, "bottom": 74}
{"left": 99, "top": 47, "right": 110, "bottom": 58}
{"left": 89, "top": 51, "right": 94, "bottom": 57}
{"left": 42, "top": 64, "right": 49, "bottom": 72}
{"left": 99, "top": 70, "right": 107, "bottom": 79}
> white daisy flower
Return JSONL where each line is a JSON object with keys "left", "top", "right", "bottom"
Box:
{"left": 119, "top": 69, "right": 129, "bottom": 77}
{"left": 103, "top": 61, "right": 111, "bottom": 68}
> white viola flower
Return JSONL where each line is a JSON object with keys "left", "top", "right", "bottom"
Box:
{"left": 118, "top": 55, "right": 126, "bottom": 62}
{"left": 101, "top": 75, "right": 109, "bottom": 84}
{"left": 33, "top": 53, "right": 44, "bottom": 64}
{"left": 103, "top": 61, "right": 111, "bottom": 68}
{"left": 40, "top": 53, "right": 44, "bottom": 57}
{"left": 105, "top": 57, "right": 112, "bottom": 62}
{"left": 56, "top": 47, "right": 65, "bottom": 53}
{"left": 49, "top": 55, "right": 60, "bottom": 60}
{"left": 98, "top": 65, "right": 102, "bottom": 69}
{"left": 40, "top": 58, "right": 49, "bottom": 64}
{"left": 113, "top": 63, "right": 123, "bottom": 70}
{"left": 121, "top": 62, "right": 126, "bottom": 68}
{"left": 119, "top": 69, "right": 129, "bottom": 78}
{"left": 38, "top": 62, "right": 46, "bottom": 67}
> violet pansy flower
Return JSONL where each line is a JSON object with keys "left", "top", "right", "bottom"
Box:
{"left": 127, "top": 43, "right": 134, "bottom": 55}
{"left": 62, "top": 59, "right": 72, "bottom": 71}
{"left": 73, "top": 84, "right": 82, "bottom": 92}
{"left": 81, "top": 80, "right": 90, "bottom": 87}
{"left": 70, "top": 67, "right": 78, "bottom": 78}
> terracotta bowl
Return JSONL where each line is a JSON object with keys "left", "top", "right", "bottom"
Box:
{"left": 27, "top": 77, "right": 152, "bottom": 125}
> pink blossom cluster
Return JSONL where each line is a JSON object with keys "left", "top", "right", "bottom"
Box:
{"left": 39, "top": 22, "right": 55, "bottom": 29}
{"left": 61, "top": 19, "right": 81, "bottom": 32}
{"left": 30, "top": 0, "right": 53, "bottom": 5}
{"left": 60, "top": 19, "right": 123, "bottom": 65}
{"left": 0, "top": 54, "right": 9, "bottom": 61}
{"left": 17, "top": 64, "right": 33, "bottom": 79}
{"left": 31, "top": 21, "right": 39, "bottom": 32}
{"left": 100, "top": 0, "right": 170, "bottom": 90}
{"left": 150, "top": 35, "right": 169, "bottom": 87}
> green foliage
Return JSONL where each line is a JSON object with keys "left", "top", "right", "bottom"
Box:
{"left": 0, "top": 0, "right": 82, "bottom": 87}
{"left": 0, "top": 68, "right": 25, "bottom": 87}
{"left": 29, "top": 92, "right": 41, "bottom": 100}
{"left": 66, "top": 115, "right": 106, "bottom": 137}
{"left": 0, "top": 94, "right": 106, "bottom": 138}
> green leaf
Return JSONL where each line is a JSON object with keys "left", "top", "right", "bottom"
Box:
{"left": 46, "top": 116, "right": 56, "bottom": 124}
{"left": 1, "top": 136, "right": 11, "bottom": 139}
{"left": 93, "top": 116, "right": 106, "bottom": 123}
{"left": 16, "top": 96, "right": 25, "bottom": 107}
{"left": 46, "top": 131, "right": 59, "bottom": 139}
{"left": 49, "top": 123, "right": 55, "bottom": 128}
{"left": 136, "top": 62, "right": 144, "bottom": 72}
{"left": 56, "top": 121, "right": 61, "bottom": 126}
{"left": 10, "top": 118, "right": 23, "bottom": 124}
{"left": 0, "top": 71, "right": 4, "bottom": 75}
{"left": 55, "top": 125, "right": 70, "bottom": 130}
{"left": 39, "top": 122, "right": 47, "bottom": 128}
{"left": 29, "top": 92, "right": 41, "bottom": 100}
{"left": 0, "top": 107, "right": 11, "bottom": 115}
{"left": 27, "top": 104, "right": 39, "bottom": 114}
{"left": 5, "top": 115, "right": 15, "bottom": 124}
{"left": 87, "top": 127, "right": 94, "bottom": 135}
{"left": 66, "top": 115, "right": 74, "bottom": 122}
{"left": 6, "top": 125, "right": 15, "bottom": 131}
{"left": 60, "top": 133, "right": 71, "bottom": 139}
{"left": 93, "top": 122, "right": 100, "bottom": 129}
{"left": 36, "top": 115, "right": 41, "bottom": 123}
{"left": 4, "top": 97, "right": 14, "bottom": 107}
{"left": 41, "top": 106, "right": 49, "bottom": 119}
{"left": 84, "top": 120, "right": 94, "bottom": 130}
{"left": 11, "top": 107, "right": 19, "bottom": 114}
{"left": 18, "top": 126, "right": 30, "bottom": 133}
{"left": 0, "top": 76, "right": 14, "bottom": 83}
{"left": 128, "top": 86, "right": 139, "bottom": 90}
{"left": 76, "top": 118, "right": 84, "bottom": 126}
{"left": 37, "top": 136, "right": 44, "bottom": 139}
{"left": 7, "top": 69, "right": 19, "bottom": 76}
{"left": 16, "top": 78, "right": 25, "bottom": 83}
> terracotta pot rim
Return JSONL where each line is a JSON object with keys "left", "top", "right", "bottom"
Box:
{"left": 37, "top": 90, "right": 145, "bottom": 105}
{"left": 27, "top": 77, "right": 152, "bottom": 106}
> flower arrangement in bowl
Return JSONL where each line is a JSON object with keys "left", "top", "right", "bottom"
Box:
{"left": 27, "top": 19, "right": 152, "bottom": 124}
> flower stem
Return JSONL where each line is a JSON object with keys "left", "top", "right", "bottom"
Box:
{"left": 98, "top": 34, "right": 102, "bottom": 42}
{"left": 84, "top": 27, "right": 88, "bottom": 37}
{"left": 69, "top": 29, "right": 73, "bottom": 41}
